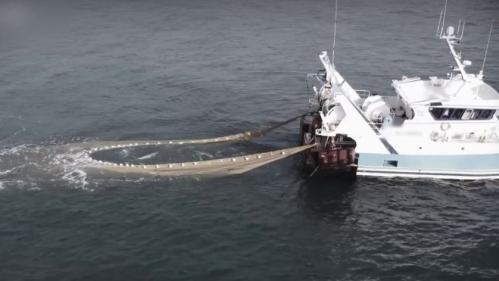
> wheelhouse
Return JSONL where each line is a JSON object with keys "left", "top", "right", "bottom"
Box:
{"left": 429, "top": 107, "right": 496, "bottom": 121}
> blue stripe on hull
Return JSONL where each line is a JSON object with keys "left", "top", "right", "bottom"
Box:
{"left": 358, "top": 153, "right": 499, "bottom": 178}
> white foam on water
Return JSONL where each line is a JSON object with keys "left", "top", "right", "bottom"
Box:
{"left": 0, "top": 180, "right": 37, "bottom": 191}
{"left": 137, "top": 152, "right": 159, "bottom": 160}
{"left": 50, "top": 147, "right": 96, "bottom": 190}
{"left": 194, "top": 151, "right": 213, "bottom": 160}
{"left": 0, "top": 145, "right": 40, "bottom": 189}
{"left": 0, "top": 167, "right": 16, "bottom": 176}
{"left": 0, "top": 144, "right": 33, "bottom": 156}
{"left": 60, "top": 167, "right": 89, "bottom": 190}
{"left": 119, "top": 149, "right": 131, "bottom": 157}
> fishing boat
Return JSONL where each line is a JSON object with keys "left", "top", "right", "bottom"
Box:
{"left": 301, "top": 8, "right": 499, "bottom": 180}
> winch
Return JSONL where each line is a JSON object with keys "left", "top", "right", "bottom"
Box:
{"left": 300, "top": 113, "right": 358, "bottom": 178}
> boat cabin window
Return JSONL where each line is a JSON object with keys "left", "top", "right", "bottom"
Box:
{"left": 429, "top": 107, "right": 495, "bottom": 120}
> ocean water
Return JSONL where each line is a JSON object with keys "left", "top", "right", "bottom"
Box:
{"left": 1, "top": 0, "right": 499, "bottom": 280}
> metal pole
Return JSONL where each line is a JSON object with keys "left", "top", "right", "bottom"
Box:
{"left": 480, "top": 21, "right": 494, "bottom": 75}
{"left": 331, "top": 0, "right": 338, "bottom": 84}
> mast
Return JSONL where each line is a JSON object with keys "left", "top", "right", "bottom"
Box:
{"left": 436, "top": 0, "right": 472, "bottom": 81}
{"left": 442, "top": 31, "right": 469, "bottom": 81}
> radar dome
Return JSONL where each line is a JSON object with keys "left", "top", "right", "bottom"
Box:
{"left": 447, "top": 26, "right": 455, "bottom": 36}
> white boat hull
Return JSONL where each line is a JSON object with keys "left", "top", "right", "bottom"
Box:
{"left": 357, "top": 153, "right": 499, "bottom": 180}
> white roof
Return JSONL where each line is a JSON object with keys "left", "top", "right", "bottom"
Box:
{"left": 392, "top": 76, "right": 499, "bottom": 108}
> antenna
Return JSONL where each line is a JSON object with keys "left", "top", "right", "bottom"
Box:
{"left": 480, "top": 21, "right": 495, "bottom": 76}
{"left": 459, "top": 20, "right": 465, "bottom": 40}
{"left": 439, "top": 0, "right": 448, "bottom": 38}
{"left": 331, "top": 0, "right": 338, "bottom": 82}
{"left": 436, "top": 8, "right": 444, "bottom": 37}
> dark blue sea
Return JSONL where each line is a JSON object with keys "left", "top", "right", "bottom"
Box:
{"left": 1, "top": 0, "right": 499, "bottom": 280}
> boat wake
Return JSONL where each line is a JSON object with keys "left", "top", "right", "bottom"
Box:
{"left": 0, "top": 143, "right": 95, "bottom": 190}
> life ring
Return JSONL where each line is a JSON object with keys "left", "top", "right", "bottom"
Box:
{"left": 488, "top": 132, "right": 498, "bottom": 140}
{"left": 430, "top": 131, "right": 440, "bottom": 141}
{"left": 488, "top": 129, "right": 498, "bottom": 140}
{"left": 383, "top": 115, "right": 393, "bottom": 126}
{"left": 440, "top": 122, "right": 451, "bottom": 131}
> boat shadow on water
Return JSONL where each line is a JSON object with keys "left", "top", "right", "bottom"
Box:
{"left": 294, "top": 173, "right": 499, "bottom": 223}
{"left": 296, "top": 175, "right": 358, "bottom": 221}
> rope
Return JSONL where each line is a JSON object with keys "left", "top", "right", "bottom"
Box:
{"left": 78, "top": 113, "right": 312, "bottom": 151}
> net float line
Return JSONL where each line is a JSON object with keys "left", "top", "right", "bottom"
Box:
{"left": 75, "top": 113, "right": 308, "bottom": 151}
{"left": 86, "top": 144, "right": 316, "bottom": 177}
